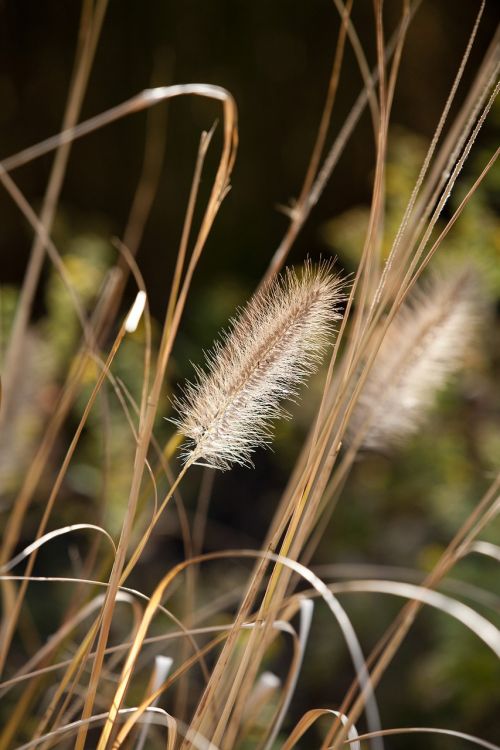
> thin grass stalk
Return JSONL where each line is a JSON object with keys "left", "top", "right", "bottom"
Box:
{"left": 0, "top": 168, "right": 93, "bottom": 347}
{"left": 295, "top": 0, "right": 353, "bottom": 209}
{"left": 292, "top": 4, "right": 415, "bottom": 497}
{"left": 74, "top": 87, "right": 237, "bottom": 749}
{"left": 97, "top": 547, "right": 214, "bottom": 749}
{"left": 48, "top": 608, "right": 146, "bottom": 746}
{"left": 264, "top": 108, "right": 498, "bottom": 750}
{"left": 121, "top": 57, "right": 170, "bottom": 259}
{"left": 248, "top": 0, "right": 411, "bottom": 639}
{"left": 262, "top": 1, "right": 421, "bottom": 287}
{"left": 282, "top": 708, "right": 361, "bottom": 750}
{"left": 331, "top": 0, "right": 380, "bottom": 134}
{"left": 394, "top": 89, "right": 499, "bottom": 306}
{"left": 303, "top": 150, "right": 499, "bottom": 748}
{"left": 371, "top": 0, "right": 487, "bottom": 315}
{"left": 164, "top": 125, "right": 216, "bottom": 334}
{"left": 0, "top": 606, "right": 230, "bottom": 700}
{"left": 228, "top": 413, "right": 360, "bottom": 748}
{"left": 340, "top": 0, "right": 410, "bottom": 392}
{"left": 99, "top": 67, "right": 169, "bottom": 340}
{"left": 335, "top": 139, "right": 499, "bottom": 490}
{"left": 267, "top": 0, "right": 424, "bottom": 290}
{"left": 0, "top": 0, "right": 108, "bottom": 426}
{"left": 179, "top": 267, "right": 343, "bottom": 744}
{"left": 0, "top": 332, "right": 137, "bottom": 750}
{"left": 255, "top": 550, "right": 382, "bottom": 749}
{"left": 216, "top": 416, "right": 345, "bottom": 746}
{"left": 0, "top": 241, "right": 143, "bottom": 573}
{"left": 406, "top": 29, "right": 499, "bottom": 253}
{"left": 111, "top": 374, "right": 194, "bottom": 562}
{"left": 361, "top": 0, "right": 410, "bottom": 303}
{"left": 35, "top": 388, "right": 193, "bottom": 732}
{"left": 23, "top": 288, "right": 149, "bottom": 744}
{"left": 0, "top": 323, "right": 133, "bottom": 748}
{"left": 0, "top": 267, "right": 120, "bottom": 601}
{"left": 309, "top": 148, "right": 497, "bottom": 558}
{"left": 324, "top": 20, "right": 498, "bottom": 435}
{"left": 324, "top": 470, "right": 500, "bottom": 750}
{"left": 317, "top": 99, "right": 498, "bottom": 488}
{"left": 0, "top": 276, "right": 123, "bottom": 679}
{"left": 73, "top": 461, "right": 190, "bottom": 749}
{"left": 351, "top": 727, "right": 500, "bottom": 750}
{"left": 93, "top": 548, "right": 375, "bottom": 749}
{"left": 28, "top": 476, "right": 195, "bottom": 744}
{"left": 220, "top": 498, "right": 324, "bottom": 748}
{"left": 0, "top": 251, "right": 149, "bottom": 701}
{"left": 260, "top": 0, "right": 352, "bottom": 287}
{"left": 377, "top": 77, "right": 499, "bottom": 345}
{"left": 258, "top": 600, "right": 313, "bottom": 750}
{"left": 201, "top": 381, "right": 374, "bottom": 746}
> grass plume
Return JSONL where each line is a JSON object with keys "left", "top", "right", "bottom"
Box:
{"left": 347, "top": 268, "right": 479, "bottom": 451}
{"left": 173, "top": 262, "right": 344, "bottom": 470}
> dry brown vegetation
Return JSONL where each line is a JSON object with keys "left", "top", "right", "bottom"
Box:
{"left": 0, "top": 1, "right": 499, "bottom": 748}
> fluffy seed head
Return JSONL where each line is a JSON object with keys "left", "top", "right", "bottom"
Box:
{"left": 347, "top": 268, "right": 479, "bottom": 451}
{"left": 173, "top": 262, "right": 344, "bottom": 470}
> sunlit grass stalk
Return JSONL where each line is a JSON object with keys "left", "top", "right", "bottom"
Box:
{"left": 326, "top": 468, "right": 500, "bottom": 750}
{"left": 73, "top": 83, "right": 237, "bottom": 750}
{"left": 214, "top": 9, "right": 411, "bottom": 738}
{"left": 175, "top": 264, "right": 343, "bottom": 746}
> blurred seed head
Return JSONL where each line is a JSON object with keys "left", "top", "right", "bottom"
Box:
{"left": 347, "top": 268, "right": 480, "bottom": 452}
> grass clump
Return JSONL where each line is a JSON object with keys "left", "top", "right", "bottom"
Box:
{"left": 0, "top": 3, "right": 499, "bottom": 749}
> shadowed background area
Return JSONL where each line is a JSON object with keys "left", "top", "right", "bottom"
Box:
{"left": 0, "top": 1, "right": 497, "bottom": 303}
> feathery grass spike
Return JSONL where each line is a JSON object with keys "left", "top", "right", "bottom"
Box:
{"left": 348, "top": 268, "right": 478, "bottom": 451}
{"left": 174, "top": 262, "right": 343, "bottom": 470}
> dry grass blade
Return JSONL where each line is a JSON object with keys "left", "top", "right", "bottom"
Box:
{"left": 281, "top": 708, "right": 360, "bottom": 750}
{"left": 135, "top": 656, "right": 174, "bottom": 750}
{"left": 0, "top": 301, "right": 133, "bottom": 676}
{"left": 467, "top": 541, "right": 500, "bottom": 563}
{"left": 0, "top": 524, "right": 115, "bottom": 574}
{"left": 261, "top": 598, "right": 314, "bottom": 750}
{"left": 180, "top": 548, "right": 382, "bottom": 749}
{"left": 328, "top": 580, "right": 500, "bottom": 658}
{"left": 13, "top": 707, "right": 181, "bottom": 750}
{"left": 323, "top": 472, "right": 500, "bottom": 750}
{"left": 349, "top": 727, "right": 500, "bottom": 750}
{"left": 73, "top": 83, "right": 237, "bottom": 750}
